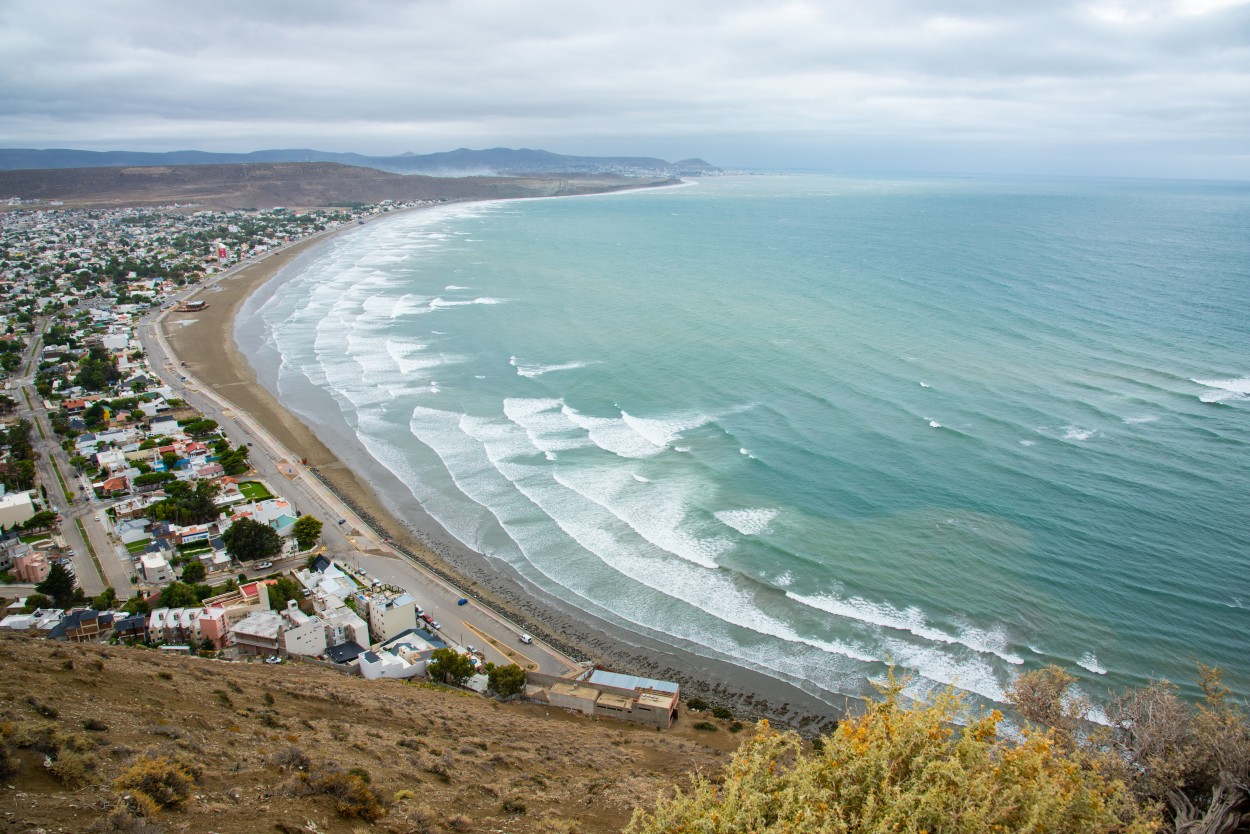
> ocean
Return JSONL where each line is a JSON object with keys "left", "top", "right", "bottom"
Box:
{"left": 237, "top": 174, "right": 1250, "bottom": 715}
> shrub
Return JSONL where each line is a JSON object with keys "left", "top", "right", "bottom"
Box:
{"left": 627, "top": 677, "right": 1154, "bottom": 834}
{"left": 502, "top": 797, "right": 527, "bottom": 815}
{"left": 729, "top": 721, "right": 745, "bottom": 733}
{"left": 711, "top": 706, "right": 733, "bottom": 720}
{"left": 308, "top": 770, "right": 386, "bottom": 821}
{"left": 114, "top": 752, "right": 197, "bottom": 810}
{"left": 686, "top": 698, "right": 709, "bottom": 712}
{"left": 25, "top": 695, "right": 58, "bottom": 719}
{"left": 0, "top": 743, "right": 17, "bottom": 779}
{"left": 347, "top": 766, "right": 371, "bottom": 784}
{"left": 49, "top": 749, "right": 95, "bottom": 787}
{"left": 270, "top": 745, "right": 309, "bottom": 772}
{"left": 84, "top": 718, "right": 110, "bottom": 732}
{"left": 447, "top": 814, "right": 472, "bottom": 832}
{"left": 692, "top": 721, "right": 717, "bottom": 732}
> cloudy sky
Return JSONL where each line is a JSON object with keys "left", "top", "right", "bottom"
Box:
{"left": 2, "top": 0, "right": 1248, "bottom": 178}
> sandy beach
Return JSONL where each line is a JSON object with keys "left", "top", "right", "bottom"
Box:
{"left": 164, "top": 207, "right": 845, "bottom": 734}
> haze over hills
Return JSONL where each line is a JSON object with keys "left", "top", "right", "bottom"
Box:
{"left": 0, "top": 147, "right": 721, "bottom": 178}
{"left": 0, "top": 161, "right": 679, "bottom": 210}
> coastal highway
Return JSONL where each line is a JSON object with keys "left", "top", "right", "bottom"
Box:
{"left": 137, "top": 246, "right": 582, "bottom": 678}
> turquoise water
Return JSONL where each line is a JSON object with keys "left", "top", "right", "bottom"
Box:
{"left": 238, "top": 175, "right": 1250, "bottom": 714}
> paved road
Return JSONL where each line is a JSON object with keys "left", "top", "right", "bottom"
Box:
{"left": 135, "top": 248, "right": 582, "bottom": 677}
{"left": 10, "top": 318, "right": 128, "bottom": 598}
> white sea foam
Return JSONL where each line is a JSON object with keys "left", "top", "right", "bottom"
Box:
{"left": 1019, "top": 439, "right": 1036, "bottom": 446}
{"left": 920, "top": 381, "right": 930, "bottom": 388}
{"left": 502, "top": 397, "right": 591, "bottom": 454}
{"left": 510, "top": 356, "right": 599, "bottom": 377}
{"left": 561, "top": 405, "right": 665, "bottom": 458}
{"left": 445, "top": 284, "right": 471, "bottom": 290}
{"left": 1078, "top": 652, "right": 1107, "bottom": 675}
{"left": 714, "top": 508, "right": 779, "bottom": 536}
{"left": 621, "top": 411, "right": 711, "bottom": 448}
{"left": 556, "top": 467, "right": 735, "bottom": 570}
{"left": 929, "top": 420, "right": 942, "bottom": 428}
{"left": 632, "top": 474, "right": 651, "bottom": 483}
{"left": 429, "top": 296, "right": 504, "bottom": 308}
{"left": 1193, "top": 377, "right": 1250, "bottom": 402}
{"left": 1123, "top": 415, "right": 1158, "bottom": 424}
{"left": 1062, "top": 425, "right": 1096, "bottom": 441}
{"left": 789, "top": 590, "right": 1024, "bottom": 666}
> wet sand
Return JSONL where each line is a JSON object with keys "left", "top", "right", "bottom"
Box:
{"left": 164, "top": 208, "right": 846, "bottom": 734}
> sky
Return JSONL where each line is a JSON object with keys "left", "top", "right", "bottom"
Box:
{"left": 2, "top": 0, "right": 1248, "bottom": 178}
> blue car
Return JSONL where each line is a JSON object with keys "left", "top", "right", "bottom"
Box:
{"left": 457, "top": 598, "right": 468, "bottom": 606}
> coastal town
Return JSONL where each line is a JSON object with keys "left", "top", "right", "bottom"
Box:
{"left": 0, "top": 200, "right": 683, "bottom": 731}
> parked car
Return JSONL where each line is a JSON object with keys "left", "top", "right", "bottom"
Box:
{"left": 519, "top": 634, "right": 533, "bottom": 645}
{"left": 457, "top": 597, "right": 468, "bottom": 606}
{"left": 421, "top": 613, "right": 433, "bottom": 624}
{"left": 256, "top": 561, "right": 273, "bottom": 570}
{"left": 264, "top": 656, "right": 282, "bottom": 664}
{"left": 430, "top": 621, "right": 441, "bottom": 630}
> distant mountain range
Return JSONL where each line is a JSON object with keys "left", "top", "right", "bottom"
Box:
{"left": 0, "top": 147, "right": 720, "bottom": 177}
{"left": 0, "top": 161, "right": 678, "bottom": 210}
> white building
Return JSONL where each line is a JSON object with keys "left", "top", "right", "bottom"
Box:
{"left": 0, "top": 491, "right": 36, "bottom": 529}
{"left": 138, "top": 552, "right": 174, "bottom": 584}
{"left": 364, "top": 590, "right": 417, "bottom": 643}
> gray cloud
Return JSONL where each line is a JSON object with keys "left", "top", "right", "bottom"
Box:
{"left": 1, "top": 0, "right": 1247, "bottom": 177}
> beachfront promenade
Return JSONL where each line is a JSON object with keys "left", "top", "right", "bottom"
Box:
{"left": 137, "top": 244, "right": 582, "bottom": 679}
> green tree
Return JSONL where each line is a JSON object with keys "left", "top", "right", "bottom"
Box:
{"left": 267, "top": 576, "right": 301, "bottom": 609}
{"left": 22, "top": 592, "right": 53, "bottom": 612}
{"left": 122, "top": 594, "right": 150, "bottom": 615}
{"left": 222, "top": 517, "right": 282, "bottom": 563}
{"left": 35, "top": 562, "right": 77, "bottom": 607}
{"left": 92, "top": 586, "right": 118, "bottom": 610}
{"left": 427, "top": 648, "right": 476, "bottom": 687}
{"left": 292, "top": 515, "right": 323, "bottom": 551}
{"left": 488, "top": 664, "right": 526, "bottom": 697}
{"left": 180, "top": 560, "right": 206, "bottom": 584}
{"left": 22, "top": 510, "right": 59, "bottom": 530}
{"left": 628, "top": 673, "right": 1154, "bottom": 834}
{"left": 158, "top": 581, "right": 198, "bottom": 609}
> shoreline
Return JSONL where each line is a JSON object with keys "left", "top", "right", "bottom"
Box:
{"left": 164, "top": 198, "right": 845, "bottom": 734}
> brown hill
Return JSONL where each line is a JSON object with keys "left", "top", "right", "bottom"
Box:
{"left": 0, "top": 634, "right": 741, "bottom": 834}
{"left": 0, "top": 162, "right": 677, "bottom": 210}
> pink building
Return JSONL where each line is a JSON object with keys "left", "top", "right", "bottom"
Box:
{"left": 13, "top": 552, "right": 50, "bottom": 584}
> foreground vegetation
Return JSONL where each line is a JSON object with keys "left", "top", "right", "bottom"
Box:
{"left": 631, "top": 667, "right": 1250, "bottom": 834}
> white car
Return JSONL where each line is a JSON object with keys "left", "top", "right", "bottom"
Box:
{"left": 256, "top": 561, "right": 273, "bottom": 570}
{"left": 429, "top": 621, "right": 441, "bottom": 630}
{"left": 519, "top": 634, "right": 533, "bottom": 645}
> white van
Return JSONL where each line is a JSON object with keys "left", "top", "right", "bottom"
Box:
{"left": 519, "top": 634, "right": 533, "bottom": 645}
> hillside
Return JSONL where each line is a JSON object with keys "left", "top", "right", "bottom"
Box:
{"left": 0, "top": 162, "right": 678, "bottom": 210}
{"left": 0, "top": 148, "right": 721, "bottom": 177}
{"left": 0, "top": 634, "right": 741, "bottom": 833}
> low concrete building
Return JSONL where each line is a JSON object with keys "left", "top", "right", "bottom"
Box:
{"left": 0, "top": 491, "right": 36, "bottom": 529}
{"left": 138, "top": 552, "right": 173, "bottom": 584}
{"left": 533, "top": 670, "right": 680, "bottom": 729}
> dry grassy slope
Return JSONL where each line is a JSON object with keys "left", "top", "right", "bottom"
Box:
{"left": 0, "top": 162, "right": 676, "bottom": 210}
{"left": 0, "top": 634, "right": 743, "bottom": 834}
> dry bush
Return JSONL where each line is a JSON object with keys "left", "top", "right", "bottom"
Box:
{"left": 446, "top": 814, "right": 471, "bottom": 832}
{"left": 86, "top": 806, "right": 166, "bottom": 834}
{"left": 270, "top": 744, "right": 310, "bottom": 772}
{"left": 305, "top": 768, "right": 386, "bottom": 821}
{"left": 114, "top": 752, "right": 198, "bottom": 811}
{"left": 49, "top": 749, "right": 97, "bottom": 787}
